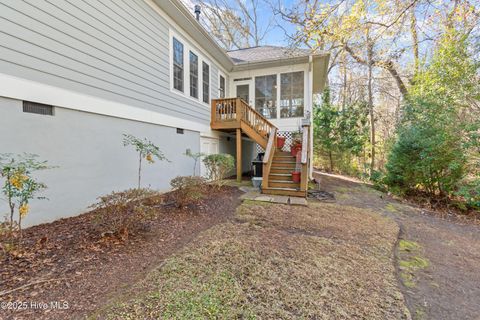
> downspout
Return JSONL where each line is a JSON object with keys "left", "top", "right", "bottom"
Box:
{"left": 308, "top": 55, "right": 314, "bottom": 180}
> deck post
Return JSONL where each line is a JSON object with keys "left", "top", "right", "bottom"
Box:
{"left": 236, "top": 128, "right": 242, "bottom": 182}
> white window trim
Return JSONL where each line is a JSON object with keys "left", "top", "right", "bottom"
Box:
{"left": 202, "top": 60, "right": 211, "bottom": 104}
{"left": 172, "top": 36, "right": 184, "bottom": 93}
{"left": 279, "top": 71, "right": 306, "bottom": 119}
{"left": 189, "top": 50, "right": 199, "bottom": 100}
{"left": 218, "top": 71, "right": 227, "bottom": 98}
{"left": 169, "top": 29, "right": 211, "bottom": 107}
{"left": 230, "top": 64, "right": 309, "bottom": 121}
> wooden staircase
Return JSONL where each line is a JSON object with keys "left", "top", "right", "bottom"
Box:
{"left": 211, "top": 98, "right": 311, "bottom": 198}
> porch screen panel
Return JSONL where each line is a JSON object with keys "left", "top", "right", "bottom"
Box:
{"left": 255, "top": 74, "right": 277, "bottom": 119}
{"left": 280, "top": 71, "right": 304, "bottom": 118}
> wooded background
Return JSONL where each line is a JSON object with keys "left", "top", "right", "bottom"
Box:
{"left": 189, "top": 0, "right": 480, "bottom": 209}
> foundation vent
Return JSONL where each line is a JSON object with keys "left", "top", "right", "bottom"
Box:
{"left": 23, "top": 101, "right": 54, "bottom": 116}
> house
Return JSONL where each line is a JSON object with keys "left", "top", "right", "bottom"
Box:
{"left": 0, "top": 0, "right": 329, "bottom": 226}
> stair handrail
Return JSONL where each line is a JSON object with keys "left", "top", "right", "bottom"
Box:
{"left": 238, "top": 99, "right": 276, "bottom": 141}
{"left": 262, "top": 127, "right": 277, "bottom": 190}
{"left": 300, "top": 124, "right": 311, "bottom": 194}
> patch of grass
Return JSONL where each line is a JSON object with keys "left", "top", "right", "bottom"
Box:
{"left": 400, "top": 272, "right": 416, "bottom": 288}
{"left": 397, "top": 239, "right": 429, "bottom": 289}
{"left": 99, "top": 201, "right": 408, "bottom": 319}
{"left": 414, "top": 305, "right": 427, "bottom": 320}
{"left": 398, "top": 239, "right": 420, "bottom": 252}
{"left": 399, "top": 256, "right": 429, "bottom": 270}
{"left": 385, "top": 203, "right": 398, "bottom": 213}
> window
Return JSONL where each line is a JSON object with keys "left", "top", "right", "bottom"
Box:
{"left": 202, "top": 62, "right": 210, "bottom": 103}
{"left": 280, "top": 71, "right": 304, "bottom": 118}
{"left": 23, "top": 101, "right": 54, "bottom": 116}
{"left": 219, "top": 75, "right": 226, "bottom": 98}
{"left": 189, "top": 51, "right": 198, "bottom": 98}
{"left": 255, "top": 74, "right": 277, "bottom": 119}
{"left": 176, "top": 128, "right": 184, "bottom": 134}
{"left": 173, "top": 37, "right": 184, "bottom": 92}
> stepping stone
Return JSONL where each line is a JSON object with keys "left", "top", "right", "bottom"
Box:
{"left": 289, "top": 196, "right": 308, "bottom": 206}
{"left": 271, "top": 195, "right": 290, "bottom": 204}
{"left": 254, "top": 196, "right": 274, "bottom": 202}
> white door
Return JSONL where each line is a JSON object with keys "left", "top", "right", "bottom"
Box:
{"left": 200, "top": 137, "right": 219, "bottom": 177}
{"left": 235, "top": 80, "right": 254, "bottom": 105}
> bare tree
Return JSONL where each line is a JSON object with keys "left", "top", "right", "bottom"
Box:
{"left": 193, "top": 0, "right": 274, "bottom": 50}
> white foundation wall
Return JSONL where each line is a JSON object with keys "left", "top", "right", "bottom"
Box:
{"left": 0, "top": 96, "right": 201, "bottom": 227}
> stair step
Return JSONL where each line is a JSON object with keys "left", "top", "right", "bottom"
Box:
{"left": 269, "top": 173, "right": 292, "bottom": 181}
{"left": 262, "top": 187, "right": 306, "bottom": 197}
{"left": 273, "top": 157, "right": 296, "bottom": 162}
{"left": 269, "top": 180, "right": 300, "bottom": 188}
{"left": 272, "top": 161, "right": 296, "bottom": 168}
{"left": 275, "top": 151, "right": 291, "bottom": 156}
{"left": 270, "top": 167, "right": 295, "bottom": 174}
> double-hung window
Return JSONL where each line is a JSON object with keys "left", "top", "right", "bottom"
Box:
{"left": 173, "top": 37, "right": 184, "bottom": 92}
{"left": 189, "top": 51, "right": 198, "bottom": 98}
{"left": 219, "top": 75, "right": 226, "bottom": 98}
{"left": 280, "top": 71, "right": 304, "bottom": 118}
{"left": 202, "top": 62, "right": 210, "bottom": 103}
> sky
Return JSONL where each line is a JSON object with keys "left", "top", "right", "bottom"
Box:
{"left": 181, "top": 0, "right": 297, "bottom": 47}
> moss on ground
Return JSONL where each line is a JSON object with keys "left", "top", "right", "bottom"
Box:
{"left": 398, "top": 239, "right": 430, "bottom": 289}
{"left": 399, "top": 239, "right": 420, "bottom": 252}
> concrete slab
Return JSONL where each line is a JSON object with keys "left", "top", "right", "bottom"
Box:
{"left": 289, "top": 196, "right": 308, "bottom": 206}
{"left": 254, "top": 196, "right": 275, "bottom": 202}
{"left": 241, "top": 192, "right": 307, "bottom": 206}
{"left": 271, "top": 195, "right": 290, "bottom": 204}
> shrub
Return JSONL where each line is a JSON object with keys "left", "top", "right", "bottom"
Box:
{"left": 0, "top": 153, "right": 52, "bottom": 239}
{"left": 170, "top": 176, "right": 207, "bottom": 208}
{"left": 89, "top": 188, "right": 158, "bottom": 239}
{"left": 123, "top": 134, "right": 169, "bottom": 189}
{"left": 385, "top": 122, "right": 466, "bottom": 197}
{"left": 455, "top": 179, "right": 480, "bottom": 210}
{"left": 202, "top": 154, "right": 235, "bottom": 186}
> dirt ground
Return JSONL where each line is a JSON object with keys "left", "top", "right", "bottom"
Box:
{"left": 314, "top": 171, "right": 480, "bottom": 320}
{"left": 0, "top": 187, "right": 242, "bottom": 320}
{"left": 98, "top": 196, "right": 409, "bottom": 319}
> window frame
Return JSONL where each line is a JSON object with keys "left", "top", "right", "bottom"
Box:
{"left": 202, "top": 61, "right": 210, "bottom": 104}
{"left": 219, "top": 73, "right": 226, "bottom": 99}
{"left": 172, "top": 37, "right": 184, "bottom": 92}
{"left": 254, "top": 74, "right": 277, "bottom": 119}
{"left": 189, "top": 51, "right": 199, "bottom": 99}
{"left": 280, "top": 71, "right": 305, "bottom": 118}
{"left": 169, "top": 31, "right": 216, "bottom": 107}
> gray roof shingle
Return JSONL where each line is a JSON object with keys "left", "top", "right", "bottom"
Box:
{"left": 227, "top": 45, "right": 311, "bottom": 64}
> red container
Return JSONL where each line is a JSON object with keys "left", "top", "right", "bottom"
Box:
{"left": 276, "top": 136, "right": 286, "bottom": 149}
{"left": 292, "top": 171, "right": 301, "bottom": 183}
{"left": 290, "top": 144, "right": 302, "bottom": 157}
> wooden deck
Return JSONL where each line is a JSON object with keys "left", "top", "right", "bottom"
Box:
{"left": 210, "top": 98, "right": 311, "bottom": 198}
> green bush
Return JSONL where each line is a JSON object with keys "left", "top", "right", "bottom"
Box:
{"left": 455, "top": 179, "right": 480, "bottom": 209}
{"left": 170, "top": 176, "right": 207, "bottom": 208}
{"left": 385, "top": 122, "right": 466, "bottom": 197}
{"left": 202, "top": 154, "right": 235, "bottom": 186}
{"left": 89, "top": 188, "right": 158, "bottom": 239}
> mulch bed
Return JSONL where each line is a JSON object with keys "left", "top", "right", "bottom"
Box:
{"left": 0, "top": 186, "right": 242, "bottom": 320}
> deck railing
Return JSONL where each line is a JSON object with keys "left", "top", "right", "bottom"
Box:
{"left": 211, "top": 98, "right": 276, "bottom": 141}
{"left": 299, "top": 124, "right": 311, "bottom": 193}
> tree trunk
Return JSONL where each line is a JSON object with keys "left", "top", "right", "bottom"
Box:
{"left": 342, "top": 51, "right": 347, "bottom": 110}
{"left": 367, "top": 33, "right": 376, "bottom": 174}
{"left": 410, "top": 4, "right": 419, "bottom": 75}
{"left": 329, "top": 151, "right": 334, "bottom": 172}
